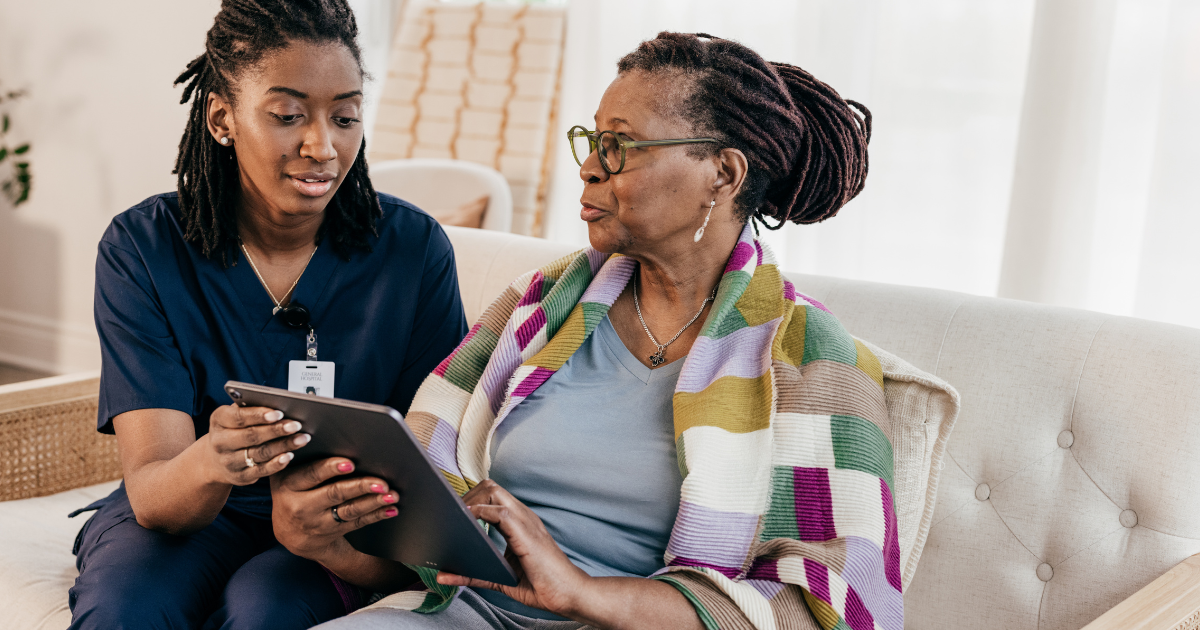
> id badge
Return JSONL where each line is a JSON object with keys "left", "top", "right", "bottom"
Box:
{"left": 288, "top": 361, "right": 335, "bottom": 397}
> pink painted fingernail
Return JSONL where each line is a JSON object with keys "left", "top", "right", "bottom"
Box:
{"left": 266, "top": 410, "right": 284, "bottom": 421}
{"left": 293, "top": 434, "right": 311, "bottom": 447}
{"left": 279, "top": 452, "right": 294, "bottom": 464}
{"left": 383, "top": 494, "right": 396, "bottom": 504}
{"left": 384, "top": 507, "right": 398, "bottom": 517}
{"left": 370, "top": 483, "right": 385, "bottom": 494}
{"left": 337, "top": 462, "right": 354, "bottom": 473}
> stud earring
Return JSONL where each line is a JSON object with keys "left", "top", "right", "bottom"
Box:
{"left": 694, "top": 200, "right": 716, "bottom": 243}
{"left": 219, "top": 137, "right": 231, "bottom": 145}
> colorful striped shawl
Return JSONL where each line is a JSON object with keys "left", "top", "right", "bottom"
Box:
{"left": 396, "top": 224, "right": 901, "bottom": 630}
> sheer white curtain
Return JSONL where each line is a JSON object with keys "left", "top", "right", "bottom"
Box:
{"left": 348, "top": 0, "right": 406, "bottom": 142}
{"left": 539, "top": 0, "right": 1200, "bottom": 329}
{"left": 998, "top": 0, "right": 1200, "bottom": 327}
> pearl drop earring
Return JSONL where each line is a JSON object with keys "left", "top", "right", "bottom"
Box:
{"left": 220, "top": 137, "right": 230, "bottom": 145}
{"left": 694, "top": 200, "right": 716, "bottom": 243}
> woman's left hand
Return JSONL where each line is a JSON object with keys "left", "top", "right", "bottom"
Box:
{"left": 436, "top": 479, "right": 592, "bottom": 618}
{"left": 270, "top": 457, "right": 400, "bottom": 564}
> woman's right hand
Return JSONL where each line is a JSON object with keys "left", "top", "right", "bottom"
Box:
{"left": 204, "top": 404, "right": 311, "bottom": 486}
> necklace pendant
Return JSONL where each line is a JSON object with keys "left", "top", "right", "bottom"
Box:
{"left": 649, "top": 348, "right": 666, "bottom": 367}
{"left": 272, "top": 306, "right": 281, "bottom": 315}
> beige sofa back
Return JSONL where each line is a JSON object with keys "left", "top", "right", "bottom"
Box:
{"left": 442, "top": 226, "right": 1200, "bottom": 630}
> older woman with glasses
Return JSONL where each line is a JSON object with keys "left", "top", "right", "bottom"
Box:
{"left": 298, "top": 32, "right": 900, "bottom": 630}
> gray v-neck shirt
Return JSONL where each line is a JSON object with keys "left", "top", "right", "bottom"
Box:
{"left": 477, "top": 316, "right": 685, "bottom": 619}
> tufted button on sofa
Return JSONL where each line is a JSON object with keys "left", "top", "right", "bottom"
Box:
{"left": 1, "top": 226, "right": 1197, "bottom": 629}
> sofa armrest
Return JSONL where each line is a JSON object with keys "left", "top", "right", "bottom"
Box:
{"left": 1083, "top": 554, "right": 1200, "bottom": 630}
{"left": 0, "top": 371, "right": 121, "bottom": 501}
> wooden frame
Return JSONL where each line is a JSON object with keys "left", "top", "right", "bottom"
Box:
{"left": 1083, "top": 554, "right": 1200, "bottom": 630}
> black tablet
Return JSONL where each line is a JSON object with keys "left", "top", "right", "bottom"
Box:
{"left": 224, "top": 381, "right": 518, "bottom": 587}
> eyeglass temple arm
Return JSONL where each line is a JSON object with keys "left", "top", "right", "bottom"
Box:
{"left": 567, "top": 128, "right": 717, "bottom": 146}
{"left": 623, "top": 138, "right": 720, "bottom": 148}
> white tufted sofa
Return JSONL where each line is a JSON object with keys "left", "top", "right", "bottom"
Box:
{"left": 1, "top": 226, "right": 1197, "bottom": 629}
{"left": 788, "top": 273, "right": 1200, "bottom": 630}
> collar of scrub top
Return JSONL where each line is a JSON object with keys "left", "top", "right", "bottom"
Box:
{"left": 224, "top": 236, "right": 340, "bottom": 370}
{"left": 227, "top": 236, "right": 341, "bottom": 334}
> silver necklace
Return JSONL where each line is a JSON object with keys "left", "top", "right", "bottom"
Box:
{"left": 240, "top": 241, "right": 318, "bottom": 314}
{"left": 632, "top": 273, "right": 718, "bottom": 367}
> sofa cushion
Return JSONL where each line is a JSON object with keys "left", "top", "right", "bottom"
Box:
{"left": 428, "top": 194, "right": 489, "bottom": 229}
{"left": 0, "top": 480, "right": 119, "bottom": 630}
{"left": 862, "top": 339, "right": 960, "bottom": 590}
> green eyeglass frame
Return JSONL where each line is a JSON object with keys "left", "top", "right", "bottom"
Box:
{"left": 567, "top": 125, "right": 719, "bottom": 174}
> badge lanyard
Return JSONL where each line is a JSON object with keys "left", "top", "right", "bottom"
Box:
{"left": 279, "top": 302, "right": 336, "bottom": 397}
{"left": 238, "top": 241, "right": 336, "bottom": 397}
{"left": 306, "top": 328, "right": 319, "bottom": 361}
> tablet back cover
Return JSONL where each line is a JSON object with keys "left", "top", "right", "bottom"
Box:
{"left": 224, "top": 382, "right": 517, "bottom": 586}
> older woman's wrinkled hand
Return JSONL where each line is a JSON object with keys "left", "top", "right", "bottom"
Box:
{"left": 435, "top": 479, "right": 593, "bottom": 618}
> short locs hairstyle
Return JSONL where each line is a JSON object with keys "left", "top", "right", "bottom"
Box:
{"left": 173, "top": 0, "right": 382, "bottom": 265}
{"left": 617, "top": 32, "right": 872, "bottom": 228}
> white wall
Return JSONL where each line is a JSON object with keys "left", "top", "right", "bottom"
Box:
{"left": 0, "top": 1, "right": 221, "bottom": 373}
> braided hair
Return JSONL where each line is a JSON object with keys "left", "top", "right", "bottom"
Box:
{"left": 617, "top": 32, "right": 871, "bottom": 228}
{"left": 173, "top": 0, "right": 381, "bottom": 265}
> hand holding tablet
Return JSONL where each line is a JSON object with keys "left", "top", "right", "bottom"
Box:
{"left": 225, "top": 381, "right": 518, "bottom": 587}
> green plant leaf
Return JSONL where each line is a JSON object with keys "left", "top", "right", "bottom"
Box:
{"left": 14, "top": 144, "right": 29, "bottom": 155}
{"left": 2, "top": 114, "right": 7, "bottom": 133}
{"left": 0, "top": 147, "right": 7, "bottom": 162}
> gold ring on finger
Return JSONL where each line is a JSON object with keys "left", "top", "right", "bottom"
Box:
{"left": 244, "top": 448, "right": 257, "bottom": 469}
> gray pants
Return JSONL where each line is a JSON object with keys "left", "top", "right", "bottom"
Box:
{"left": 313, "top": 587, "right": 590, "bottom": 630}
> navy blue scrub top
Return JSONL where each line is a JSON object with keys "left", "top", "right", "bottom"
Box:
{"left": 93, "top": 192, "right": 468, "bottom": 518}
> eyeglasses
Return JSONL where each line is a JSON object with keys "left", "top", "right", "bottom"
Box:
{"left": 567, "top": 125, "right": 719, "bottom": 174}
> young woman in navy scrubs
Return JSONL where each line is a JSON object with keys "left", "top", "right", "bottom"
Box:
{"left": 68, "top": 1, "right": 468, "bottom": 628}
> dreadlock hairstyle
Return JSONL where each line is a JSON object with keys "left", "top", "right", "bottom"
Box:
{"left": 173, "top": 0, "right": 382, "bottom": 265}
{"left": 617, "top": 32, "right": 872, "bottom": 229}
